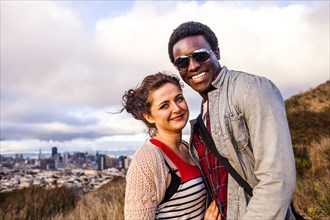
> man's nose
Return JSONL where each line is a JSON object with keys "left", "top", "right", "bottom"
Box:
{"left": 188, "top": 57, "right": 200, "bottom": 71}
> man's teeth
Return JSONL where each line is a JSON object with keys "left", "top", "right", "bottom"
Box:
{"left": 192, "top": 72, "right": 206, "bottom": 80}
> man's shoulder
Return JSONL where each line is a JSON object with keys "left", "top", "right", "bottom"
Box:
{"left": 221, "top": 67, "right": 278, "bottom": 97}
{"left": 225, "top": 67, "right": 261, "bottom": 79}
{"left": 220, "top": 66, "right": 254, "bottom": 82}
{"left": 215, "top": 66, "right": 273, "bottom": 93}
{"left": 226, "top": 68, "right": 270, "bottom": 86}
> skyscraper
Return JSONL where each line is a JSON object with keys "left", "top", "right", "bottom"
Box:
{"left": 97, "top": 154, "right": 106, "bottom": 170}
{"left": 38, "top": 148, "right": 42, "bottom": 160}
{"left": 52, "top": 147, "right": 58, "bottom": 158}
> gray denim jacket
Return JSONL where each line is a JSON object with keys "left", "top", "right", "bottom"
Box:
{"left": 189, "top": 66, "right": 297, "bottom": 220}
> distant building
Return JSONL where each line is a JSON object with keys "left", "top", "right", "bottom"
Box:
{"left": 38, "top": 148, "right": 42, "bottom": 160}
{"left": 15, "top": 154, "right": 24, "bottom": 163}
{"left": 63, "top": 152, "right": 69, "bottom": 165}
{"left": 125, "top": 157, "right": 132, "bottom": 169}
{"left": 40, "top": 158, "right": 55, "bottom": 170}
{"left": 56, "top": 161, "right": 65, "bottom": 170}
{"left": 97, "top": 154, "right": 106, "bottom": 170}
{"left": 51, "top": 147, "right": 58, "bottom": 158}
{"left": 118, "top": 155, "right": 131, "bottom": 169}
{"left": 105, "top": 156, "right": 116, "bottom": 168}
{"left": 72, "top": 152, "right": 86, "bottom": 167}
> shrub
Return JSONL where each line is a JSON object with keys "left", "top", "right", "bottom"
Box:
{"left": 0, "top": 186, "right": 80, "bottom": 220}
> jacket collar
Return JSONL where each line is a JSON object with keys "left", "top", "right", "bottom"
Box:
{"left": 211, "top": 65, "right": 228, "bottom": 89}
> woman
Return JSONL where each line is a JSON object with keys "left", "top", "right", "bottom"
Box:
{"left": 122, "top": 72, "right": 220, "bottom": 219}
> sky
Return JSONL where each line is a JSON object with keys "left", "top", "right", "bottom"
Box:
{"left": 1, "top": 0, "right": 329, "bottom": 155}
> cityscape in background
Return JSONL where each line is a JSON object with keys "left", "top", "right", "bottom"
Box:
{"left": 0, "top": 146, "right": 133, "bottom": 193}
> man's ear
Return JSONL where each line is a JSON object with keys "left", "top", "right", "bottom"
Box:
{"left": 143, "top": 113, "right": 155, "bottom": 124}
{"left": 214, "top": 47, "right": 221, "bottom": 60}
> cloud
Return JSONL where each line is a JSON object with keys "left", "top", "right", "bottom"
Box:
{"left": 1, "top": 1, "right": 329, "bottom": 153}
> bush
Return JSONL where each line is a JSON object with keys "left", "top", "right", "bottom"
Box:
{"left": 0, "top": 186, "right": 80, "bottom": 220}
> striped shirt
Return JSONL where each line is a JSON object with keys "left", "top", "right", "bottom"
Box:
{"left": 150, "top": 139, "right": 207, "bottom": 220}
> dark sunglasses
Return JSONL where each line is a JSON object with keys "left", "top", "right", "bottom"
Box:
{"left": 173, "top": 48, "right": 212, "bottom": 72}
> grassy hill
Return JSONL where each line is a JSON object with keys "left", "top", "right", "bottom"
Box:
{"left": 0, "top": 81, "right": 329, "bottom": 220}
{"left": 0, "top": 175, "right": 125, "bottom": 220}
{"left": 286, "top": 80, "right": 330, "bottom": 219}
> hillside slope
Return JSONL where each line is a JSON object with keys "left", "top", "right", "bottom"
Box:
{"left": 286, "top": 80, "right": 330, "bottom": 146}
{"left": 285, "top": 80, "right": 330, "bottom": 219}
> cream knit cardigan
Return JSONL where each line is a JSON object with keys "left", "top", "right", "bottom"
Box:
{"left": 124, "top": 139, "right": 168, "bottom": 219}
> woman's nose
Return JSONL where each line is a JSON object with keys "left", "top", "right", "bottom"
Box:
{"left": 172, "top": 103, "right": 181, "bottom": 113}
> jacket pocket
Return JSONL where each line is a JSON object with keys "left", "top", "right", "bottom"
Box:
{"left": 227, "top": 114, "right": 256, "bottom": 185}
{"left": 228, "top": 114, "right": 249, "bottom": 152}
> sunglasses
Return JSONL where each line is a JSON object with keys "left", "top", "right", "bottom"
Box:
{"left": 173, "top": 48, "right": 212, "bottom": 72}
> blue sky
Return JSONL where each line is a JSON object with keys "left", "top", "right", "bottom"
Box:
{"left": 1, "top": 0, "right": 329, "bottom": 154}
{"left": 58, "top": 1, "right": 135, "bottom": 29}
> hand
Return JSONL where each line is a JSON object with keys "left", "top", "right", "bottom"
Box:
{"left": 204, "top": 200, "right": 221, "bottom": 220}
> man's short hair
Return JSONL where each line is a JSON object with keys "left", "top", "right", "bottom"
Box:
{"left": 168, "top": 21, "right": 219, "bottom": 63}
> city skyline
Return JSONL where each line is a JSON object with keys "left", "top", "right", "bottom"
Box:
{"left": 0, "top": 145, "right": 131, "bottom": 193}
{"left": 1, "top": 145, "right": 136, "bottom": 158}
{"left": 1, "top": 1, "right": 329, "bottom": 154}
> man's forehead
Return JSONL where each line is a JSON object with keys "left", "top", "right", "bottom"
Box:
{"left": 173, "top": 36, "right": 209, "bottom": 55}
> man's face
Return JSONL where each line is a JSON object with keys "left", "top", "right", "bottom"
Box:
{"left": 172, "top": 35, "right": 221, "bottom": 97}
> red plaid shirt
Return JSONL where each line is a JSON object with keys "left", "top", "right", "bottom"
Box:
{"left": 192, "top": 110, "right": 228, "bottom": 218}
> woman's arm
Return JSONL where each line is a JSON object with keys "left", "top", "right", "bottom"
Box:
{"left": 124, "top": 143, "right": 168, "bottom": 219}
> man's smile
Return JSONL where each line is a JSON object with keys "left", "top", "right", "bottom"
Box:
{"left": 191, "top": 72, "right": 207, "bottom": 80}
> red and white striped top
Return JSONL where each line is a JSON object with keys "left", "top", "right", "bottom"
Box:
{"left": 150, "top": 139, "right": 207, "bottom": 220}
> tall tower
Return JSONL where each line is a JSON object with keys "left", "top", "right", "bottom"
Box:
{"left": 38, "top": 148, "right": 42, "bottom": 160}
{"left": 52, "top": 147, "right": 58, "bottom": 158}
{"left": 97, "top": 154, "right": 106, "bottom": 170}
{"left": 63, "top": 152, "right": 69, "bottom": 165}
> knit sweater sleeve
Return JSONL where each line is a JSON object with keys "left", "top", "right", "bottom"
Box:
{"left": 124, "top": 141, "right": 168, "bottom": 220}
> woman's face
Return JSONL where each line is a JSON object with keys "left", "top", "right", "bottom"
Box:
{"left": 144, "top": 83, "right": 189, "bottom": 135}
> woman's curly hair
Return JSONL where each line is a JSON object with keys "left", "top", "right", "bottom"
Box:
{"left": 121, "top": 72, "right": 183, "bottom": 137}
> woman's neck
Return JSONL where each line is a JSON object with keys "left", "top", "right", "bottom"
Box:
{"left": 153, "top": 132, "right": 194, "bottom": 165}
{"left": 153, "top": 132, "right": 182, "bottom": 150}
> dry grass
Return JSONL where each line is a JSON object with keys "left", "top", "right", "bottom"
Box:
{"left": 52, "top": 175, "right": 125, "bottom": 220}
{"left": 285, "top": 81, "right": 329, "bottom": 114}
{"left": 293, "top": 138, "right": 330, "bottom": 220}
{"left": 0, "top": 176, "right": 125, "bottom": 220}
{"left": 0, "top": 185, "right": 80, "bottom": 220}
{"left": 286, "top": 81, "right": 330, "bottom": 220}
{"left": 286, "top": 81, "right": 330, "bottom": 146}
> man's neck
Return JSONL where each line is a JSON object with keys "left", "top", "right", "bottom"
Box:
{"left": 213, "top": 65, "right": 222, "bottom": 80}
{"left": 200, "top": 66, "right": 222, "bottom": 101}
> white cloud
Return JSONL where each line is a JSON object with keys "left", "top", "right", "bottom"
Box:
{"left": 1, "top": 1, "right": 329, "bottom": 153}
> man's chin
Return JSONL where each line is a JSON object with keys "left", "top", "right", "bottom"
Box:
{"left": 190, "top": 84, "right": 213, "bottom": 93}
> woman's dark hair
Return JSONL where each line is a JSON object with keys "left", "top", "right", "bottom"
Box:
{"left": 121, "top": 72, "right": 183, "bottom": 137}
{"left": 168, "top": 21, "right": 219, "bottom": 63}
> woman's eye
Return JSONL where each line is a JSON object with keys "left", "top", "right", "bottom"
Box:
{"left": 160, "top": 104, "right": 169, "bottom": 109}
{"left": 176, "top": 96, "right": 184, "bottom": 102}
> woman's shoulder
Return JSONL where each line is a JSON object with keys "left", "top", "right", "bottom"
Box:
{"left": 131, "top": 139, "right": 165, "bottom": 168}
{"left": 135, "top": 139, "right": 163, "bottom": 156}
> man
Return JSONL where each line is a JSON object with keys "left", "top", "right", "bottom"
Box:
{"left": 168, "top": 21, "right": 296, "bottom": 220}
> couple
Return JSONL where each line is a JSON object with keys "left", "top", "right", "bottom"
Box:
{"left": 122, "top": 21, "right": 297, "bottom": 220}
